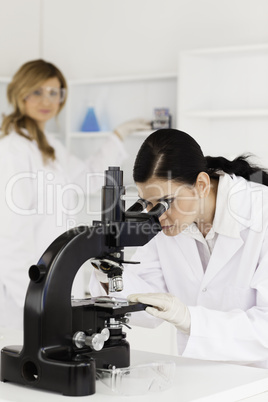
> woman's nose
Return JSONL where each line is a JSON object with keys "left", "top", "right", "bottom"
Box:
{"left": 41, "top": 95, "right": 51, "bottom": 105}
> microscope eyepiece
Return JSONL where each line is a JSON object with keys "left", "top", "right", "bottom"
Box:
{"left": 126, "top": 198, "right": 148, "bottom": 213}
{"left": 147, "top": 199, "right": 170, "bottom": 218}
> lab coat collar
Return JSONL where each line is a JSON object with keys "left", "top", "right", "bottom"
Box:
{"left": 212, "top": 173, "right": 241, "bottom": 239}
{"left": 215, "top": 172, "right": 265, "bottom": 235}
{"left": 182, "top": 173, "right": 241, "bottom": 241}
{"left": 174, "top": 173, "right": 267, "bottom": 287}
{"left": 197, "top": 173, "right": 264, "bottom": 287}
{"left": 179, "top": 173, "right": 247, "bottom": 287}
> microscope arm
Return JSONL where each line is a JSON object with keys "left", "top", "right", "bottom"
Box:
{"left": 23, "top": 225, "right": 110, "bottom": 353}
{"left": 1, "top": 167, "right": 169, "bottom": 397}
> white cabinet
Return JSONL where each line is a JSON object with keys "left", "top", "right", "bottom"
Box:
{"left": 177, "top": 44, "right": 268, "bottom": 167}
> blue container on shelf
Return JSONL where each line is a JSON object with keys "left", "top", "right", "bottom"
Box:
{"left": 81, "top": 105, "right": 100, "bottom": 132}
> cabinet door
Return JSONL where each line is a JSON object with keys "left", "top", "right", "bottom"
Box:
{"left": 177, "top": 46, "right": 268, "bottom": 168}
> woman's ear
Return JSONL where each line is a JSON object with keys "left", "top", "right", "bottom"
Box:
{"left": 195, "top": 172, "right": 210, "bottom": 198}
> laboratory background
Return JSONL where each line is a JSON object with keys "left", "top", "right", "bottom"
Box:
{"left": 1, "top": 0, "right": 268, "bottom": 356}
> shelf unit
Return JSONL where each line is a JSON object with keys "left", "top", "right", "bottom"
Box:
{"left": 63, "top": 73, "right": 177, "bottom": 187}
{"left": 177, "top": 44, "right": 268, "bottom": 167}
{"left": 0, "top": 72, "right": 177, "bottom": 186}
{"left": 65, "top": 73, "right": 177, "bottom": 134}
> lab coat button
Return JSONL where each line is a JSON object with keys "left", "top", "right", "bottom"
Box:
{"left": 202, "top": 288, "right": 207, "bottom": 292}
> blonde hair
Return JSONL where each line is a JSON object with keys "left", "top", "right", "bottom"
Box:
{"left": 1, "top": 59, "right": 67, "bottom": 162}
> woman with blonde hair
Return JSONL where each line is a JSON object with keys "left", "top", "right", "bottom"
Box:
{"left": 0, "top": 59, "right": 149, "bottom": 329}
{"left": 2, "top": 59, "right": 68, "bottom": 162}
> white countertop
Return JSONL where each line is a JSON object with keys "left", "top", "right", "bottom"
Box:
{"left": 0, "top": 328, "right": 268, "bottom": 402}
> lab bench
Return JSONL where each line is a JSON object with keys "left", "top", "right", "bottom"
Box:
{"left": 0, "top": 328, "right": 268, "bottom": 401}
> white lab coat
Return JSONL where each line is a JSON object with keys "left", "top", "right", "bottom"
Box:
{"left": 89, "top": 173, "right": 268, "bottom": 368}
{"left": 0, "top": 130, "right": 127, "bottom": 329}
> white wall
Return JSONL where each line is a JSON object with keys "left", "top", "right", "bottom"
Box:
{"left": 0, "top": 0, "right": 268, "bottom": 78}
{"left": 0, "top": 0, "right": 41, "bottom": 76}
{"left": 41, "top": 0, "right": 268, "bottom": 79}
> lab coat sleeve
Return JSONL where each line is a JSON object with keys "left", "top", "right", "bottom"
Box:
{"left": 88, "top": 237, "right": 168, "bottom": 328}
{"left": 0, "top": 150, "right": 35, "bottom": 327}
{"left": 183, "top": 230, "right": 268, "bottom": 366}
{"left": 49, "top": 133, "right": 128, "bottom": 194}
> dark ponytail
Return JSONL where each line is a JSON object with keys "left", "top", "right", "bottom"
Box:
{"left": 206, "top": 155, "right": 268, "bottom": 185}
{"left": 133, "top": 128, "right": 268, "bottom": 186}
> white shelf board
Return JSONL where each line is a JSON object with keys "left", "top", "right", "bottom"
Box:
{"left": 181, "top": 43, "right": 268, "bottom": 56}
{"left": 68, "top": 72, "right": 177, "bottom": 86}
{"left": 131, "top": 129, "right": 154, "bottom": 137}
{"left": 0, "top": 76, "right": 11, "bottom": 83}
{"left": 69, "top": 131, "right": 112, "bottom": 139}
{"left": 69, "top": 130, "right": 153, "bottom": 139}
{"left": 182, "top": 109, "right": 268, "bottom": 119}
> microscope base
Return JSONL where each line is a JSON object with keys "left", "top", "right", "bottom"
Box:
{"left": 1, "top": 346, "right": 96, "bottom": 396}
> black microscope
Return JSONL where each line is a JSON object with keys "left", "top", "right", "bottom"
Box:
{"left": 1, "top": 167, "right": 169, "bottom": 396}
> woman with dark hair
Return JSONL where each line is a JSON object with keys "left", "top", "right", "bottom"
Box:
{"left": 90, "top": 128, "right": 268, "bottom": 368}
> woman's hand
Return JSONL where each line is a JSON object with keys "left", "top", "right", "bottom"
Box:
{"left": 128, "top": 292, "right": 191, "bottom": 334}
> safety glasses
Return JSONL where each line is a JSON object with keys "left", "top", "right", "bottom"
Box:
{"left": 25, "top": 87, "right": 66, "bottom": 104}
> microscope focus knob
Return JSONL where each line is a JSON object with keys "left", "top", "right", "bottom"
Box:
{"left": 100, "top": 328, "right": 110, "bottom": 341}
{"left": 85, "top": 334, "right": 104, "bottom": 351}
{"left": 73, "top": 329, "right": 110, "bottom": 351}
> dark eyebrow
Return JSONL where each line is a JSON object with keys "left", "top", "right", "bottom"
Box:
{"left": 139, "top": 195, "right": 174, "bottom": 204}
{"left": 157, "top": 195, "right": 174, "bottom": 202}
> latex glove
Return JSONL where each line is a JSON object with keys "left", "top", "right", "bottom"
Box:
{"left": 128, "top": 293, "right": 191, "bottom": 334}
{"left": 113, "top": 118, "right": 151, "bottom": 140}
